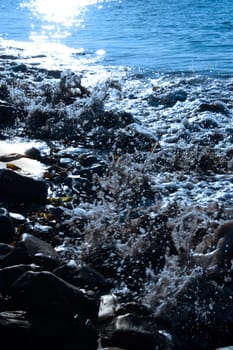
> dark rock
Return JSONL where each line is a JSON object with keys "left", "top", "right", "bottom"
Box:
{"left": 0, "top": 310, "right": 30, "bottom": 336}
{"left": 113, "top": 123, "right": 158, "bottom": 153}
{"left": 78, "top": 110, "right": 134, "bottom": 132}
{"left": 47, "top": 69, "right": 61, "bottom": 79}
{"left": 26, "top": 108, "right": 77, "bottom": 139}
{"left": 71, "top": 176, "right": 101, "bottom": 202}
{"left": 0, "top": 243, "right": 14, "bottom": 258}
{"left": 0, "top": 55, "right": 18, "bottom": 60}
{"left": 79, "top": 153, "right": 100, "bottom": 167}
{"left": 0, "top": 83, "right": 9, "bottom": 100}
{"left": 78, "top": 164, "right": 107, "bottom": 180}
{"left": 0, "top": 101, "right": 20, "bottom": 127}
{"left": 54, "top": 261, "right": 113, "bottom": 293}
{"left": 157, "top": 271, "right": 233, "bottom": 350}
{"left": 24, "top": 147, "right": 41, "bottom": 160}
{"left": 10, "top": 270, "right": 98, "bottom": 321}
{"left": 10, "top": 64, "right": 28, "bottom": 73}
{"left": 0, "top": 207, "right": 15, "bottom": 243}
{"left": 199, "top": 116, "right": 219, "bottom": 129}
{"left": 198, "top": 100, "right": 231, "bottom": 115}
{"left": 26, "top": 223, "right": 58, "bottom": 245}
{"left": 58, "top": 70, "right": 90, "bottom": 103}
{"left": 26, "top": 108, "right": 56, "bottom": 132}
{"left": 0, "top": 264, "right": 39, "bottom": 293}
{"left": 101, "top": 314, "right": 170, "bottom": 350}
{"left": 209, "top": 221, "right": 233, "bottom": 269}
{"left": 116, "top": 302, "right": 151, "bottom": 317}
{"left": 0, "top": 169, "right": 48, "bottom": 204}
{"left": 148, "top": 89, "right": 187, "bottom": 107}
{"left": 91, "top": 122, "right": 158, "bottom": 153}
{"left": 81, "top": 243, "right": 122, "bottom": 280}
{"left": 9, "top": 212, "right": 26, "bottom": 225}
{"left": 28, "top": 313, "right": 98, "bottom": 349}
{"left": 2, "top": 233, "right": 60, "bottom": 269}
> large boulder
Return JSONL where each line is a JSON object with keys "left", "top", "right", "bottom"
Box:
{"left": 10, "top": 270, "right": 98, "bottom": 321}
{"left": 2, "top": 233, "right": 60, "bottom": 269}
{"left": 0, "top": 169, "right": 48, "bottom": 205}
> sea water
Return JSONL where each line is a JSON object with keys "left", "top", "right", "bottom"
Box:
{"left": 1, "top": 1, "right": 233, "bottom": 347}
{"left": 1, "top": 0, "right": 233, "bottom": 74}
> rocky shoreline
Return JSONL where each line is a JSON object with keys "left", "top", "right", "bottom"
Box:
{"left": 1, "top": 54, "right": 233, "bottom": 349}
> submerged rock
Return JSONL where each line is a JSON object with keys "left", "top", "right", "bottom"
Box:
{"left": 148, "top": 89, "right": 187, "bottom": 107}
{"left": 198, "top": 100, "right": 231, "bottom": 115}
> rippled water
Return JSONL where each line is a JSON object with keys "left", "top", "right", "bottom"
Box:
{"left": 1, "top": 0, "right": 233, "bottom": 73}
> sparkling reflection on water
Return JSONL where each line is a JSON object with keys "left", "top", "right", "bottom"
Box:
{"left": 20, "top": 0, "right": 108, "bottom": 41}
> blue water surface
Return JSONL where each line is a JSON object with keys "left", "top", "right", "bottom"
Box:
{"left": 0, "top": 0, "right": 233, "bottom": 73}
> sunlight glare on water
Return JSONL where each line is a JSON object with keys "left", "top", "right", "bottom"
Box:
{"left": 20, "top": 0, "right": 107, "bottom": 41}
{"left": 21, "top": 0, "right": 103, "bottom": 26}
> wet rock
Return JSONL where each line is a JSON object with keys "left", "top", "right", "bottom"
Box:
{"left": 101, "top": 314, "right": 170, "bottom": 350}
{"left": 116, "top": 302, "right": 151, "bottom": 317}
{"left": 198, "top": 100, "right": 231, "bottom": 115}
{"left": 157, "top": 272, "right": 233, "bottom": 350}
{"left": 10, "top": 270, "right": 98, "bottom": 321}
{"left": 113, "top": 123, "right": 158, "bottom": 153}
{"left": 78, "top": 163, "right": 107, "bottom": 180}
{"left": 10, "top": 63, "right": 28, "bottom": 73}
{"left": 26, "top": 108, "right": 56, "bottom": 134}
{"left": 79, "top": 153, "right": 101, "bottom": 167}
{"left": 100, "top": 348, "right": 128, "bottom": 350}
{"left": 0, "top": 264, "right": 39, "bottom": 292}
{"left": 25, "top": 108, "right": 77, "bottom": 140}
{"left": 98, "top": 294, "right": 119, "bottom": 322}
{"left": 71, "top": 175, "right": 101, "bottom": 202}
{"left": 24, "top": 147, "right": 41, "bottom": 160}
{"left": 199, "top": 116, "right": 219, "bottom": 129}
{"left": 199, "top": 131, "right": 224, "bottom": 145}
{"left": 78, "top": 110, "right": 134, "bottom": 132}
{"left": 25, "top": 223, "right": 59, "bottom": 245}
{"left": 47, "top": 69, "right": 61, "bottom": 79}
{"left": 81, "top": 243, "right": 122, "bottom": 279}
{"left": 0, "top": 82, "right": 9, "bottom": 100}
{"left": 0, "top": 310, "right": 30, "bottom": 335}
{"left": 54, "top": 261, "right": 112, "bottom": 293}
{"left": 0, "top": 243, "right": 14, "bottom": 258}
{"left": 209, "top": 221, "right": 233, "bottom": 269}
{"left": 0, "top": 207, "right": 15, "bottom": 243}
{"left": 148, "top": 89, "right": 187, "bottom": 107}
{"left": 0, "top": 101, "right": 20, "bottom": 127}
{"left": 9, "top": 212, "right": 26, "bottom": 225}
{"left": 2, "top": 233, "right": 60, "bottom": 269}
{"left": 0, "top": 54, "right": 18, "bottom": 60}
{"left": 59, "top": 70, "right": 90, "bottom": 103}
{"left": 128, "top": 213, "right": 177, "bottom": 271}
{"left": 0, "top": 169, "right": 48, "bottom": 205}
{"left": 32, "top": 316, "right": 98, "bottom": 349}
